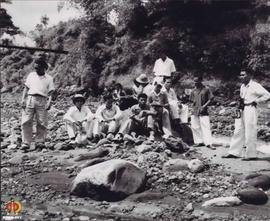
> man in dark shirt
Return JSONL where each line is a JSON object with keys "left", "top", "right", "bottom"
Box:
{"left": 190, "top": 76, "right": 215, "bottom": 149}
{"left": 115, "top": 93, "right": 155, "bottom": 140}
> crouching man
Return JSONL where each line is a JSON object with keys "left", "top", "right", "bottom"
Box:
{"left": 93, "top": 94, "right": 122, "bottom": 141}
{"left": 148, "top": 83, "right": 172, "bottom": 140}
{"left": 115, "top": 93, "right": 155, "bottom": 140}
{"left": 63, "top": 94, "right": 94, "bottom": 144}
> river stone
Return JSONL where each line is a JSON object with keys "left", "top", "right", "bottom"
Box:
{"left": 163, "top": 159, "right": 189, "bottom": 172}
{"left": 164, "top": 136, "right": 187, "bottom": 153}
{"left": 136, "top": 144, "right": 152, "bottom": 154}
{"left": 237, "top": 188, "right": 268, "bottom": 205}
{"left": 74, "top": 148, "right": 109, "bottom": 162}
{"left": 202, "top": 196, "right": 242, "bottom": 207}
{"left": 71, "top": 159, "right": 146, "bottom": 201}
{"left": 188, "top": 159, "right": 204, "bottom": 173}
{"left": 246, "top": 174, "right": 270, "bottom": 191}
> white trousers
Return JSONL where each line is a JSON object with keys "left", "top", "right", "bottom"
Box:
{"left": 180, "top": 104, "right": 189, "bottom": 123}
{"left": 21, "top": 95, "right": 48, "bottom": 145}
{"left": 191, "top": 115, "right": 212, "bottom": 145}
{"left": 93, "top": 120, "right": 120, "bottom": 136}
{"left": 168, "top": 100, "right": 179, "bottom": 120}
{"left": 228, "top": 106, "right": 257, "bottom": 158}
{"left": 168, "top": 101, "right": 189, "bottom": 123}
{"left": 65, "top": 120, "right": 94, "bottom": 140}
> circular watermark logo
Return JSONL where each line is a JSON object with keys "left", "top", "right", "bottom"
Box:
{"left": 4, "top": 201, "right": 22, "bottom": 214}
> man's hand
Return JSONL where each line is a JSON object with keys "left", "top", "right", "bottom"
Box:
{"left": 73, "top": 121, "right": 82, "bottom": 127}
{"left": 21, "top": 100, "right": 26, "bottom": 109}
{"left": 251, "top": 101, "right": 257, "bottom": 107}
{"left": 45, "top": 102, "right": 52, "bottom": 110}
{"left": 199, "top": 105, "right": 207, "bottom": 114}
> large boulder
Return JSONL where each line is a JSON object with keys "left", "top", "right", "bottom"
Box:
{"left": 237, "top": 188, "right": 268, "bottom": 205}
{"left": 71, "top": 159, "right": 146, "bottom": 201}
{"left": 74, "top": 148, "right": 109, "bottom": 162}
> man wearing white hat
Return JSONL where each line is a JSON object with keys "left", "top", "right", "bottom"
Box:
{"left": 63, "top": 94, "right": 95, "bottom": 144}
{"left": 132, "top": 74, "right": 154, "bottom": 97}
{"left": 223, "top": 71, "right": 270, "bottom": 160}
{"left": 153, "top": 51, "right": 176, "bottom": 85}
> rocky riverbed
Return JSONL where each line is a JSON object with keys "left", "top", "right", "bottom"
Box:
{"left": 1, "top": 93, "right": 270, "bottom": 221}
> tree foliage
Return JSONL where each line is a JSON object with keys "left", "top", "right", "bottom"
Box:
{"left": 70, "top": 0, "right": 270, "bottom": 81}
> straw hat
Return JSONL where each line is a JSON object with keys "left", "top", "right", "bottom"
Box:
{"left": 72, "top": 94, "right": 86, "bottom": 104}
{"left": 135, "top": 74, "right": 150, "bottom": 84}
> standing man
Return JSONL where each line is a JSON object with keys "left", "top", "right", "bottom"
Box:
{"left": 190, "top": 76, "right": 215, "bottom": 149}
{"left": 153, "top": 51, "right": 176, "bottom": 85}
{"left": 21, "top": 55, "right": 55, "bottom": 151}
{"left": 223, "top": 71, "right": 270, "bottom": 160}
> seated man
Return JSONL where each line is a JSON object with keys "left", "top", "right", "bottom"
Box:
{"left": 63, "top": 94, "right": 94, "bottom": 144}
{"left": 93, "top": 94, "right": 122, "bottom": 141}
{"left": 148, "top": 101, "right": 172, "bottom": 140}
{"left": 132, "top": 74, "right": 153, "bottom": 98}
{"left": 148, "top": 84, "right": 172, "bottom": 140}
{"left": 115, "top": 93, "right": 155, "bottom": 140}
{"left": 162, "top": 78, "right": 182, "bottom": 126}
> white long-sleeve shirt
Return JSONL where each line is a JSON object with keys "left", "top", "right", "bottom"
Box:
{"left": 63, "top": 106, "right": 93, "bottom": 123}
{"left": 240, "top": 80, "right": 270, "bottom": 104}
{"left": 162, "top": 87, "right": 178, "bottom": 102}
{"left": 95, "top": 104, "right": 122, "bottom": 122}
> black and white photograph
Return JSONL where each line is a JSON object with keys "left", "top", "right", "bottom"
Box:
{"left": 1, "top": 0, "right": 270, "bottom": 220}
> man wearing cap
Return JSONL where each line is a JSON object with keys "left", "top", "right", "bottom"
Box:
{"left": 132, "top": 74, "right": 154, "bottom": 98}
{"left": 21, "top": 55, "right": 55, "bottom": 151}
{"left": 223, "top": 71, "right": 270, "bottom": 160}
{"left": 190, "top": 76, "right": 215, "bottom": 149}
{"left": 63, "top": 94, "right": 95, "bottom": 144}
{"left": 148, "top": 83, "right": 172, "bottom": 140}
{"left": 153, "top": 52, "right": 176, "bottom": 85}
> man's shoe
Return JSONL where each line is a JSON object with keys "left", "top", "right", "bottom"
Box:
{"left": 221, "top": 154, "right": 239, "bottom": 159}
{"left": 107, "top": 133, "right": 114, "bottom": 140}
{"left": 114, "top": 133, "right": 123, "bottom": 142}
{"left": 162, "top": 134, "right": 171, "bottom": 139}
{"left": 35, "top": 143, "right": 45, "bottom": 151}
{"left": 149, "top": 134, "right": 155, "bottom": 141}
{"left": 242, "top": 157, "right": 257, "bottom": 161}
{"left": 21, "top": 143, "right": 30, "bottom": 152}
{"left": 193, "top": 143, "right": 204, "bottom": 147}
{"left": 206, "top": 145, "right": 216, "bottom": 150}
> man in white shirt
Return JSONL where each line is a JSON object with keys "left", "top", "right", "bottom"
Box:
{"left": 153, "top": 52, "right": 176, "bottom": 85}
{"left": 162, "top": 78, "right": 190, "bottom": 125}
{"left": 63, "top": 94, "right": 94, "bottom": 144}
{"left": 223, "top": 71, "right": 270, "bottom": 160}
{"left": 93, "top": 94, "right": 122, "bottom": 141}
{"left": 21, "top": 55, "right": 55, "bottom": 151}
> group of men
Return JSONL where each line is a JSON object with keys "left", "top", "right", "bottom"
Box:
{"left": 20, "top": 52, "right": 270, "bottom": 161}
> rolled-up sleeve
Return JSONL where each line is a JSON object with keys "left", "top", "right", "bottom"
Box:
{"left": 114, "top": 105, "right": 122, "bottom": 120}
{"left": 255, "top": 84, "right": 270, "bottom": 103}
